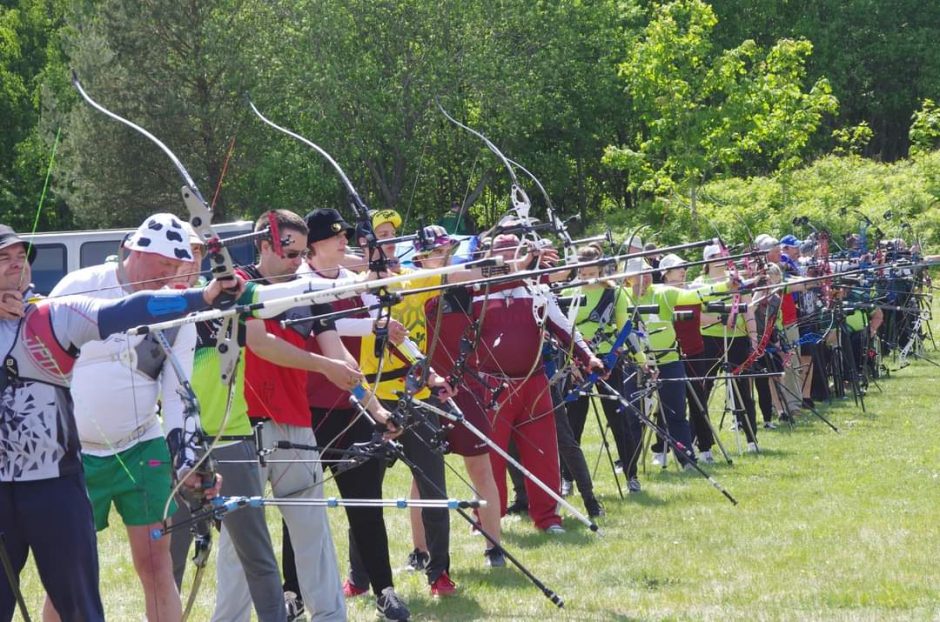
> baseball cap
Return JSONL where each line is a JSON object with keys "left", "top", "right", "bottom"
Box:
{"left": 623, "top": 235, "right": 644, "bottom": 250}
{"left": 703, "top": 244, "right": 722, "bottom": 260}
{"left": 624, "top": 257, "right": 652, "bottom": 275}
{"left": 755, "top": 235, "right": 779, "bottom": 252}
{"left": 305, "top": 208, "right": 354, "bottom": 244}
{"left": 658, "top": 253, "right": 686, "bottom": 271}
{"left": 124, "top": 213, "right": 194, "bottom": 261}
{"left": 370, "top": 209, "right": 402, "bottom": 232}
{"left": 780, "top": 234, "right": 801, "bottom": 248}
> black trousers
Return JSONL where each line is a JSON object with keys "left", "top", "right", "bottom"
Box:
{"left": 685, "top": 354, "right": 715, "bottom": 451}
{"left": 343, "top": 399, "right": 450, "bottom": 585}
{"left": 552, "top": 377, "right": 594, "bottom": 498}
{"left": 701, "top": 335, "right": 758, "bottom": 443}
{"left": 566, "top": 366, "right": 635, "bottom": 469}
{"left": 1, "top": 473, "right": 105, "bottom": 622}
{"left": 755, "top": 348, "right": 790, "bottom": 422}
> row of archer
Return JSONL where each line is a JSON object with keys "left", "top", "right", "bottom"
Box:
{"left": 4, "top": 70, "right": 937, "bottom": 622}
{"left": 2, "top": 197, "right": 934, "bottom": 622}
{"left": 190, "top": 208, "right": 935, "bottom": 620}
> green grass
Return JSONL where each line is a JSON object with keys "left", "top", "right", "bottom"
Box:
{"left": 16, "top": 351, "right": 940, "bottom": 621}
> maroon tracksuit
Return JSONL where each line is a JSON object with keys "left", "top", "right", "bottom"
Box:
{"left": 469, "top": 281, "right": 592, "bottom": 530}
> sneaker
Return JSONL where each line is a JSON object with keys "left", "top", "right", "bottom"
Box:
{"left": 651, "top": 452, "right": 667, "bottom": 468}
{"left": 483, "top": 547, "right": 506, "bottom": 568}
{"left": 429, "top": 571, "right": 457, "bottom": 597}
{"left": 779, "top": 413, "right": 794, "bottom": 424}
{"left": 284, "top": 591, "right": 305, "bottom": 621}
{"left": 700, "top": 450, "right": 715, "bottom": 464}
{"left": 802, "top": 398, "right": 815, "bottom": 409}
{"left": 584, "top": 496, "right": 605, "bottom": 517}
{"left": 613, "top": 459, "right": 624, "bottom": 474}
{"left": 506, "top": 499, "right": 529, "bottom": 515}
{"left": 376, "top": 587, "right": 410, "bottom": 621}
{"left": 682, "top": 461, "right": 697, "bottom": 472}
{"left": 627, "top": 477, "right": 642, "bottom": 494}
{"left": 404, "top": 549, "right": 429, "bottom": 572}
{"left": 544, "top": 524, "right": 566, "bottom": 534}
{"left": 763, "top": 421, "right": 778, "bottom": 429}
{"left": 746, "top": 442, "right": 759, "bottom": 453}
{"left": 342, "top": 579, "right": 368, "bottom": 598}
{"left": 561, "top": 479, "right": 573, "bottom": 497}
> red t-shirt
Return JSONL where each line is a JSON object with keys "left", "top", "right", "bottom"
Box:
{"left": 781, "top": 293, "right": 798, "bottom": 327}
{"left": 238, "top": 266, "right": 335, "bottom": 427}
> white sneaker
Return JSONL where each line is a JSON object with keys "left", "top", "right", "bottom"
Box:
{"left": 560, "top": 479, "right": 573, "bottom": 497}
{"left": 651, "top": 452, "right": 667, "bottom": 468}
{"left": 544, "top": 524, "right": 566, "bottom": 534}
{"left": 700, "top": 450, "right": 715, "bottom": 464}
{"left": 746, "top": 442, "right": 759, "bottom": 453}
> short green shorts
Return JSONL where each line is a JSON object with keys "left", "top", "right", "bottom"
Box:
{"left": 82, "top": 437, "right": 177, "bottom": 531}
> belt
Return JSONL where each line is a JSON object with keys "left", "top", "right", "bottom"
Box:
{"left": 80, "top": 414, "right": 160, "bottom": 453}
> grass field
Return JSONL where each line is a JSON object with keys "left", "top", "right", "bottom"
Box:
{"left": 15, "top": 346, "right": 940, "bottom": 621}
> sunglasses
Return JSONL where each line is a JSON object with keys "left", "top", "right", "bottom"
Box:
{"left": 283, "top": 249, "right": 308, "bottom": 260}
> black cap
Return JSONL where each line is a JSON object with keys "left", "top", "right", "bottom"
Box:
{"left": 0, "top": 225, "right": 37, "bottom": 263}
{"left": 304, "top": 208, "right": 354, "bottom": 244}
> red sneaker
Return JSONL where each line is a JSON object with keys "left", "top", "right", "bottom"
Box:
{"left": 429, "top": 571, "right": 457, "bottom": 597}
{"left": 342, "top": 579, "right": 368, "bottom": 598}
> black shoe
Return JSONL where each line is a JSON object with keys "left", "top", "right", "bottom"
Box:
{"left": 506, "top": 499, "right": 529, "bottom": 515}
{"left": 584, "top": 496, "right": 605, "bottom": 517}
{"left": 627, "top": 477, "right": 641, "bottom": 494}
{"left": 483, "top": 547, "right": 506, "bottom": 567}
{"left": 802, "top": 398, "right": 815, "bottom": 409}
{"left": 376, "top": 586, "right": 411, "bottom": 621}
{"left": 405, "top": 548, "right": 429, "bottom": 572}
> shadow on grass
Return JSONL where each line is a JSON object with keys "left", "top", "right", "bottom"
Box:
{"left": 406, "top": 591, "right": 487, "bottom": 620}
{"left": 610, "top": 490, "right": 669, "bottom": 508}
{"left": 501, "top": 524, "right": 596, "bottom": 548}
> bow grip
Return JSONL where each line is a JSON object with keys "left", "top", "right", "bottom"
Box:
{"left": 564, "top": 370, "right": 602, "bottom": 403}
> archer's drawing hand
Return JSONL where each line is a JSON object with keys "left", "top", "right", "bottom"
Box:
{"left": 0, "top": 290, "right": 24, "bottom": 319}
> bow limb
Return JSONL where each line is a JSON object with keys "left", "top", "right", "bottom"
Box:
{"left": 72, "top": 74, "right": 237, "bottom": 616}
{"left": 71, "top": 73, "right": 240, "bottom": 382}
{"left": 247, "top": 100, "right": 394, "bottom": 274}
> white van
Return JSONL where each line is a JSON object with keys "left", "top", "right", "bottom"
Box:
{"left": 23, "top": 220, "right": 256, "bottom": 294}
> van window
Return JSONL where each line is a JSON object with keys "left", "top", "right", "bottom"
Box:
{"left": 81, "top": 240, "right": 124, "bottom": 268}
{"left": 29, "top": 244, "right": 68, "bottom": 295}
{"left": 214, "top": 231, "right": 256, "bottom": 273}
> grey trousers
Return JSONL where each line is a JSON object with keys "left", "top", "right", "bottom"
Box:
{"left": 169, "top": 440, "right": 287, "bottom": 622}
{"left": 213, "top": 423, "right": 345, "bottom": 622}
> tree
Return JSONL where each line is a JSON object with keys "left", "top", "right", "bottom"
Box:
{"left": 708, "top": 0, "right": 940, "bottom": 161}
{"left": 241, "top": 0, "right": 636, "bottom": 231}
{"left": 57, "top": 0, "right": 278, "bottom": 227}
{"left": 909, "top": 99, "right": 940, "bottom": 158}
{"left": 603, "top": 0, "right": 837, "bottom": 232}
{"left": 0, "top": 0, "right": 70, "bottom": 231}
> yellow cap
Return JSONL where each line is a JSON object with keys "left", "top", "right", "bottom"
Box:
{"left": 370, "top": 209, "right": 402, "bottom": 232}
